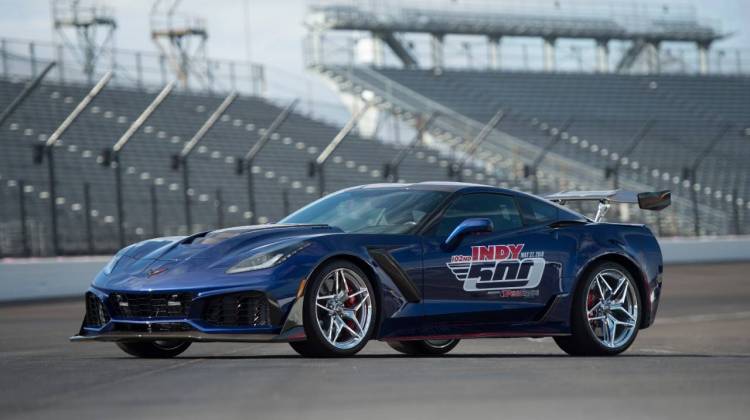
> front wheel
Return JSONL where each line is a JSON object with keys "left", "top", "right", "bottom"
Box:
{"left": 555, "top": 262, "right": 641, "bottom": 356}
{"left": 388, "top": 339, "right": 460, "bottom": 356}
{"left": 289, "top": 260, "right": 376, "bottom": 357}
{"left": 116, "top": 341, "right": 191, "bottom": 358}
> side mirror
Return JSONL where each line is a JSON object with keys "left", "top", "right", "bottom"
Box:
{"left": 442, "top": 218, "right": 494, "bottom": 251}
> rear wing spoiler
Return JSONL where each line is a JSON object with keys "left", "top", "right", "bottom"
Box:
{"left": 545, "top": 189, "right": 671, "bottom": 222}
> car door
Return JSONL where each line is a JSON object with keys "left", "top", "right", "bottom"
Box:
{"left": 420, "top": 192, "right": 574, "bottom": 336}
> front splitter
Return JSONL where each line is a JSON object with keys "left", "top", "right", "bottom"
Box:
{"left": 70, "top": 327, "right": 306, "bottom": 343}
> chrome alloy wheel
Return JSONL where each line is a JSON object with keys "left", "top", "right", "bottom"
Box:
{"left": 314, "top": 268, "right": 373, "bottom": 350}
{"left": 585, "top": 269, "right": 639, "bottom": 348}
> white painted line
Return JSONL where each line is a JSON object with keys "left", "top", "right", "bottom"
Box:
{"left": 638, "top": 348, "right": 680, "bottom": 355}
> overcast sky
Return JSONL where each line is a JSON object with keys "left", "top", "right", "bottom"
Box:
{"left": 0, "top": 0, "right": 747, "bottom": 110}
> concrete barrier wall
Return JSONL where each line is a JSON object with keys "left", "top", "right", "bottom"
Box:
{"left": 0, "top": 257, "right": 109, "bottom": 302}
{"left": 1, "top": 236, "right": 749, "bottom": 302}
{"left": 659, "top": 236, "right": 750, "bottom": 264}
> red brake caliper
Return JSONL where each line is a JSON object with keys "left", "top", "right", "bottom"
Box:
{"left": 344, "top": 278, "right": 356, "bottom": 306}
{"left": 342, "top": 278, "right": 357, "bottom": 333}
{"left": 587, "top": 289, "right": 598, "bottom": 326}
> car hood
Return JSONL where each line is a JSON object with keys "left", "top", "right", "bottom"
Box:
{"left": 98, "top": 224, "right": 341, "bottom": 287}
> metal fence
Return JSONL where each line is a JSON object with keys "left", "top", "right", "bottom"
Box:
{"left": 0, "top": 37, "right": 267, "bottom": 96}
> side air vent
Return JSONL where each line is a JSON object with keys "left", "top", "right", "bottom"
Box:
{"left": 84, "top": 292, "right": 110, "bottom": 327}
{"left": 202, "top": 292, "right": 271, "bottom": 327}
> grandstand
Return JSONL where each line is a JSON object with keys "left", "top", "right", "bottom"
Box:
{"left": 316, "top": 66, "right": 749, "bottom": 235}
{"left": 0, "top": 0, "right": 748, "bottom": 257}
{"left": 0, "top": 76, "right": 498, "bottom": 256}
{"left": 308, "top": 0, "right": 749, "bottom": 238}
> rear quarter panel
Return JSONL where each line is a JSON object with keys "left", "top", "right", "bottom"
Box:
{"left": 564, "top": 223, "right": 663, "bottom": 328}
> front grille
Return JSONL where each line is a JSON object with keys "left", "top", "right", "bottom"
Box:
{"left": 202, "top": 292, "right": 270, "bottom": 327}
{"left": 84, "top": 292, "right": 110, "bottom": 327}
{"left": 111, "top": 322, "right": 194, "bottom": 333}
{"left": 109, "top": 292, "right": 193, "bottom": 319}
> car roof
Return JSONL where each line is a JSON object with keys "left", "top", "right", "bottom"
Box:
{"left": 348, "top": 182, "right": 587, "bottom": 221}
{"left": 351, "top": 181, "right": 511, "bottom": 194}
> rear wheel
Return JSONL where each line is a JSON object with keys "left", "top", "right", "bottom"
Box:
{"left": 388, "top": 339, "right": 460, "bottom": 356}
{"left": 289, "top": 260, "right": 376, "bottom": 357}
{"left": 116, "top": 341, "right": 191, "bottom": 358}
{"left": 555, "top": 262, "right": 641, "bottom": 356}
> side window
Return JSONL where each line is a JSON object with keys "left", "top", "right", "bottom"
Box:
{"left": 433, "top": 193, "right": 523, "bottom": 237}
{"left": 517, "top": 196, "right": 559, "bottom": 226}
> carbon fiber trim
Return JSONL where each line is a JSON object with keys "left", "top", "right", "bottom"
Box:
{"left": 368, "top": 248, "right": 421, "bottom": 302}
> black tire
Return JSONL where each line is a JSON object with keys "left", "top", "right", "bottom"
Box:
{"left": 116, "top": 341, "right": 191, "bottom": 358}
{"left": 288, "top": 260, "right": 377, "bottom": 357}
{"left": 555, "top": 261, "right": 642, "bottom": 356}
{"left": 387, "top": 339, "right": 460, "bottom": 356}
{"left": 288, "top": 340, "right": 319, "bottom": 357}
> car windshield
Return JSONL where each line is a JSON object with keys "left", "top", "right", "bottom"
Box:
{"left": 280, "top": 188, "right": 449, "bottom": 234}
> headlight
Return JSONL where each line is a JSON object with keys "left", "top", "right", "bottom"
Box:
{"left": 227, "top": 241, "right": 310, "bottom": 274}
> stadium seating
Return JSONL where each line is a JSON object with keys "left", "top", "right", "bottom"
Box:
{"left": 0, "top": 77, "right": 502, "bottom": 256}
{"left": 320, "top": 66, "right": 748, "bottom": 234}
{"left": 379, "top": 68, "right": 748, "bottom": 197}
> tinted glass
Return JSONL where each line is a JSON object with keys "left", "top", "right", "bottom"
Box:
{"left": 280, "top": 189, "right": 448, "bottom": 234}
{"left": 433, "top": 193, "right": 523, "bottom": 237}
{"left": 517, "top": 196, "right": 559, "bottom": 226}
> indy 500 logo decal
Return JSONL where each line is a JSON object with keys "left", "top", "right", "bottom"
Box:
{"left": 447, "top": 244, "right": 546, "bottom": 293}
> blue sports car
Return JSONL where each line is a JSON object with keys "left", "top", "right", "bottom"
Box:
{"left": 71, "top": 182, "right": 669, "bottom": 358}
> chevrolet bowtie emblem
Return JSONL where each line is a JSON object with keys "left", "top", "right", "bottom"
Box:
{"left": 147, "top": 267, "right": 168, "bottom": 277}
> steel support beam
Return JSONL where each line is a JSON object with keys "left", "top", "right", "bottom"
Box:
{"left": 215, "top": 188, "right": 224, "bottom": 229}
{"left": 177, "top": 92, "right": 238, "bottom": 234}
{"left": 150, "top": 184, "right": 159, "bottom": 237}
{"left": 18, "top": 180, "right": 30, "bottom": 257}
{"left": 109, "top": 82, "right": 175, "bottom": 248}
{"left": 384, "top": 113, "right": 436, "bottom": 182}
{"left": 683, "top": 124, "right": 732, "bottom": 236}
{"left": 698, "top": 42, "right": 710, "bottom": 74}
{"left": 377, "top": 32, "right": 418, "bottom": 68}
{"left": 449, "top": 109, "right": 506, "bottom": 181}
{"left": 526, "top": 117, "right": 575, "bottom": 194}
{"left": 83, "top": 182, "right": 93, "bottom": 254}
{"left": 543, "top": 37, "right": 556, "bottom": 71}
{"left": 241, "top": 99, "right": 298, "bottom": 224}
{"left": 282, "top": 188, "right": 290, "bottom": 216}
{"left": 647, "top": 42, "right": 661, "bottom": 74}
{"left": 596, "top": 40, "right": 610, "bottom": 73}
{"left": 372, "top": 34, "right": 385, "bottom": 66}
{"left": 606, "top": 119, "right": 655, "bottom": 189}
{"left": 488, "top": 37, "right": 501, "bottom": 70}
{"left": 0, "top": 61, "right": 56, "bottom": 129}
{"left": 311, "top": 30, "right": 325, "bottom": 66}
{"left": 311, "top": 101, "right": 372, "bottom": 197}
{"left": 430, "top": 34, "right": 444, "bottom": 73}
{"left": 42, "top": 71, "right": 112, "bottom": 255}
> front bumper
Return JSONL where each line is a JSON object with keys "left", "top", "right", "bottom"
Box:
{"left": 71, "top": 287, "right": 306, "bottom": 343}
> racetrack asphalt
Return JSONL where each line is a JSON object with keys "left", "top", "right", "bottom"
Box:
{"left": 1, "top": 263, "right": 749, "bottom": 420}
